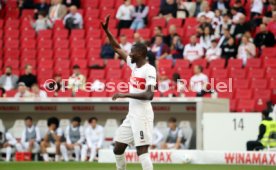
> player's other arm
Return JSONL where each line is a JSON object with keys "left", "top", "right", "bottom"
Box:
{"left": 101, "top": 15, "right": 128, "bottom": 61}
{"left": 112, "top": 85, "right": 155, "bottom": 101}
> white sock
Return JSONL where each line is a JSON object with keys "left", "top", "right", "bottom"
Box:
{"left": 60, "top": 144, "right": 69, "bottom": 162}
{"left": 81, "top": 145, "right": 88, "bottom": 162}
{"left": 74, "top": 145, "right": 81, "bottom": 161}
{"left": 89, "top": 147, "right": 96, "bottom": 162}
{"left": 55, "top": 155, "right": 60, "bottom": 162}
{"left": 15, "top": 143, "right": 23, "bottom": 152}
{"left": 6, "top": 147, "right": 12, "bottom": 162}
{"left": 115, "top": 154, "right": 126, "bottom": 170}
{"left": 42, "top": 153, "right": 49, "bottom": 162}
{"left": 139, "top": 153, "right": 153, "bottom": 170}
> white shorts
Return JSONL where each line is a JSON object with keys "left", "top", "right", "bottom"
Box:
{"left": 18, "top": 142, "right": 40, "bottom": 152}
{"left": 114, "top": 114, "right": 153, "bottom": 147}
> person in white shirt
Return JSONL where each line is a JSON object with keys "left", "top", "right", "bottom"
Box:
{"left": 151, "top": 128, "right": 163, "bottom": 149}
{"left": 130, "top": 0, "right": 149, "bottom": 30}
{"left": 81, "top": 117, "right": 104, "bottom": 162}
{"left": 190, "top": 65, "right": 209, "bottom": 96}
{"left": 115, "top": 35, "right": 132, "bottom": 59}
{"left": 0, "top": 131, "right": 17, "bottom": 162}
{"left": 14, "top": 82, "right": 34, "bottom": 98}
{"left": 40, "top": 117, "right": 63, "bottom": 162}
{"left": 251, "top": 0, "right": 263, "bottom": 19}
{"left": 48, "top": 0, "right": 67, "bottom": 22}
{"left": 16, "top": 116, "right": 41, "bottom": 153}
{"left": 214, "top": 13, "right": 232, "bottom": 38}
{"left": 0, "top": 66, "right": 18, "bottom": 91}
{"left": 231, "top": 7, "right": 245, "bottom": 24}
{"left": 200, "top": 26, "right": 215, "bottom": 50}
{"left": 68, "top": 65, "right": 86, "bottom": 94}
{"left": 237, "top": 35, "right": 256, "bottom": 65}
{"left": 31, "top": 84, "right": 47, "bottom": 98}
{"left": 183, "top": 35, "right": 204, "bottom": 62}
{"left": 197, "top": 3, "right": 215, "bottom": 22}
{"left": 60, "top": 117, "right": 84, "bottom": 162}
{"left": 116, "top": 0, "right": 134, "bottom": 29}
{"left": 64, "top": 5, "right": 83, "bottom": 29}
{"left": 206, "top": 39, "right": 222, "bottom": 62}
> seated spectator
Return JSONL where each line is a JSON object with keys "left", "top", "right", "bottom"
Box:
{"left": 40, "top": 117, "right": 63, "bottom": 162}
{"left": 164, "top": 25, "right": 178, "bottom": 46}
{"left": 197, "top": 2, "right": 215, "bottom": 23}
{"left": 151, "top": 35, "right": 170, "bottom": 60}
{"left": 170, "top": 35, "right": 184, "bottom": 59}
{"left": 45, "top": 73, "right": 64, "bottom": 96}
{"left": 34, "top": 0, "right": 50, "bottom": 19}
{"left": 218, "top": 29, "right": 232, "bottom": 48}
{"left": 251, "top": 0, "right": 264, "bottom": 19}
{"left": 116, "top": 0, "right": 134, "bottom": 30}
{"left": 81, "top": 117, "right": 104, "bottom": 162}
{"left": 150, "top": 26, "right": 163, "bottom": 44}
{"left": 190, "top": 65, "right": 209, "bottom": 97}
{"left": 48, "top": 0, "right": 67, "bottom": 22}
{"left": 263, "top": 3, "right": 276, "bottom": 24}
{"left": 221, "top": 37, "right": 237, "bottom": 61}
{"left": 117, "top": 34, "right": 132, "bottom": 57}
{"left": 237, "top": 35, "right": 256, "bottom": 65}
{"left": 15, "top": 116, "right": 41, "bottom": 153}
{"left": 60, "top": 117, "right": 84, "bottom": 162}
{"left": 130, "top": 0, "right": 149, "bottom": 30}
{"left": 176, "top": 0, "right": 189, "bottom": 18}
{"left": 214, "top": 14, "right": 232, "bottom": 38}
{"left": 198, "top": 15, "right": 212, "bottom": 33}
{"left": 63, "top": 0, "right": 80, "bottom": 8}
{"left": 233, "top": 0, "right": 246, "bottom": 14}
{"left": 183, "top": 35, "right": 204, "bottom": 62}
{"left": 179, "top": 0, "right": 196, "bottom": 17}
{"left": 267, "top": 11, "right": 276, "bottom": 36}
{"left": 101, "top": 37, "right": 115, "bottom": 59}
{"left": 254, "top": 24, "right": 276, "bottom": 49}
{"left": 0, "top": 66, "right": 18, "bottom": 91}
{"left": 14, "top": 82, "right": 34, "bottom": 98}
{"left": 145, "top": 41, "right": 156, "bottom": 67}
{"left": 18, "top": 0, "right": 34, "bottom": 10}
{"left": 161, "top": 117, "right": 184, "bottom": 149}
{"left": 68, "top": 65, "right": 86, "bottom": 94}
{"left": 200, "top": 26, "right": 215, "bottom": 50}
{"left": 211, "top": 9, "right": 222, "bottom": 31}
{"left": 31, "top": 83, "right": 47, "bottom": 98}
{"left": 64, "top": 5, "right": 83, "bottom": 29}
{"left": 231, "top": 7, "right": 245, "bottom": 24}
{"left": 159, "top": 0, "right": 177, "bottom": 21}
{"left": 212, "top": 0, "right": 229, "bottom": 13}
{"left": 194, "top": 0, "right": 205, "bottom": 17}
{"left": 158, "top": 72, "right": 171, "bottom": 94}
{"left": 0, "top": 131, "right": 17, "bottom": 162}
{"left": 206, "top": 40, "right": 222, "bottom": 62}
{"left": 151, "top": 128, "right": 163, "bottom": 149}
{"left": 31, "top": 11, "right": 53, "bottom": 32}
{"left": 133, "top": 32, "right": 144, "bottom": 44}
{"left": 18, "top": 64, "right": 37, "bottom": 88}
{"left": 232, "top": 15, "right": 252, "bottom": 39}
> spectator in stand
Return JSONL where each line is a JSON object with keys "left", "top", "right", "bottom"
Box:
{"left": 133, "top": 32, "right": 144, "bottom": 44}
{"left": 251, "top": 0, "right": 264, "bottom": 19}
{"left": 198, "top": 15, "right": 212, "bottom": 33}
{"left": 34, "top": 0, "right": 50, "bottom": 19}
{"left": 254, "top": 24, "right": 276, "bottom": 49}
{"left": 81, "top": 117, "right": 104, "bottom": 162}
{"left": 267, "top": 11, "right": 276, "bottom": 36}
{"left": 68, "top": 65, "right": 86, "bottom": 94}
{"left": 212, "top": 0, "right": 229, "bottom": 13}
{"left": 151, "top": 35, "right": 171, "bottom": 60}
{"left": 116, "top": 0, "right": 134, "bottom": 30}
{"left": 221, "top": 37, "right": 237, "bottom": 61}
{"left": 178, "top": 0, "right": 196, "bottom": 17}
{"left": 100, "top": 37, "right": 115, "bottom": 59}
{"left": 145, "top": 41, "right": 156, "bottom": 67}
{"left": 48, "top": 0, "right": 67, "bottom": 22}
{"left": 200, "top": 26, "right": 215, "bottom": 50}
{"left": 118, "top": 34, "right": 132, "bottom": 55}
{"left": 63, "top": 0, "right": 80, "bottom": 8}
{"left": 233, "top": 0, "right": 246, "bottom": 14}
{"left": 18, "top": 64, "right": 37, "bottom": 88}
{"left": 206, "top": 39, "right": 222, "bottom": 62}
{"left": 130, "top": 0, "right": 149, "bottom": 31}
{"left": 263, "top": 3, "right": 276, "bottom": 24}
{"left": 211, "top": 9, "right": 223, "bottom": 32}
{"left": 0, "top": 66, "right": 18, "bottom": 91}
{"left": 190, "top": 65, "right": 209, "bottom": 97}
{"left": 231, "top": 7, "right": 245, "bottom": 24}
{"left": 183, "top": 35, "right": 204, "bottom": 62}
{"left": 176, "top": 0, "right": 189, "bottom": 18}
{"left": 150, "top": 26, "right": 163, "bottom": 44}
{"left": 31, "top": 11, "right": 53, "bottom": 32}
{"left": 197, "top": 2, "right": 215, "bottom": 22}
{"left": 237, "top": 35, "right": 256, "bottom": 65}
{"left": 0, "top": 130, "right": 17, "bottom": 162}
{"left": 164, "top": 25, "right": 178, "bottom": 47}
{"left": 170, "top": 35, "right": 184, "bottom": 59}
{"left": 40, "top": 117, "right": 63, "bottom": 162}
{"left": 158, "top": 71, "right": 171, "bottom": 94}
{"left": 64, "top": 5, "right": 83, "bottom": 29}
{"left": 161, "top": 117, "right": 184, "bottom": 149}
{"left": 19, "top": 0, "right": 35, "bottom": 10}
{"left": 15, "top": 116, "right": 41, "bottom": 153}
{"left": 232, "top": 15, "right": 252, "bottom": 39}
{"left": 218, "top": 28, "right": 232, "bottom": 48}
{"left": 194, "top": 0, "right": 205, "bottom": 17}
{"left": 214, "top": 14, "right": 232, "bottom": 38}
{"left": 14, "top": 82, "right": 34, "bottom": 98}
{"left": 46, "top": 73, "right": 64, "bottom": 97}
{"left": 159, "top": 0, "right": 177, "bottom": 21}
{"left": 31, "top": 83, "right": 47, "bottom": 98}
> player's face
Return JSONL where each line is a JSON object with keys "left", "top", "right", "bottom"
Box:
{"left": 72, "top": 121, "right": 79, "bottom": 127}
{"left": 49, "top": 124, "right": 57, "bottom": 130}
{"left": 168, "top": 122, "right": 176, "bottom": 129}
{"left": 91, "top": 120, "right": 97, "bottom": 128}
{"left": 129, "top": 48, "right": 139, "bottom": 63}
{"left": 25, "top": 119, "right": 32, "bottom": 127}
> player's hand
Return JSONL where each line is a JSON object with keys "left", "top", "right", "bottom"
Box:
{"left": 112, "top": 93, "right": 126, "bottom": 101}
{"left": 101, "top": 15, "right": 110, "bottom": 31}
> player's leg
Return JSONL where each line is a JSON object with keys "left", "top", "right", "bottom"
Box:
{"left": 89, "top": 144, "right": 97, "bottom": 162}
{"left": 113, "top": 142, "right": 128, "bottom": 170}
{"left": 15, "top": 142, "right": 24, "bottom": 152}
{"left": 5, "top": 145, "right": 12, "bottom": 162}
{"left": 40, "top": 141, "right": 50, "bottom": 161}
{"left": 81, "top": 144, "right": 88, "bottom": 162}
{"left": 55, "top": 141, "right": 61, "bottom": 161}
{"left": 60, "top": 143, "right": 69, "bottom": 162}
{"left": 136, "top": 145, "right": 153, "bottom": 170}
{"left": 73, "top": 144, "right": 81, "bottom": 161}
{"left": 28, "top": 140, "right": 35, "bottom": 152}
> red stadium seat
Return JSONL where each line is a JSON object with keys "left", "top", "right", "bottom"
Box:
{"left": 4, "top": 49, "right": 20, "bottom": 60}
{"left": 21, "top": 38, "right": 36, "bottom": 49}
{"left": 247, "top": 68, "right": 265, "bottom": 78}
{"left": 158, "top": 59, "right": 173, "bottom": 68}
{"left": 227, "top": 59, "right": 243, "bottom": 68}
{"left": 37, "top": 49, "right": 53, "bottom": 59}
{"left": 261, "top": 47, "right": 276, "bottom": 59}
{"left": 237, "top": 99, "right": 255, "bottom": 112}
{"left": 235, "top": 89, "right": 253, "bottom": 99}
{"left": 218, "top": 91, "right": 234, "bottom": 99}
{"left": 85, "top": 18, "right": 101, "bottom": 29}
{"left": 245, "top": 58, "right": 261, "bottom": 68}
{"left": 120, "top": 29, "right": 135, "bottom": 38}
{"left": 86, "top": 29, "right": 102, "bottom": 39}
{"left": 5, "top": 19, "right": 20, "bottom": 28}
{"left": 38, "top": 39, "right": 53, "bottom": 49}
{"left": 74, "top": 91, "right": 90, "bottom": 97}
{"left": 71, "top": 49, "right": 87, "bottom": 59}
{"left": 4, "top": 59, "right": 19, "bottom": 69}
{"left": 151, "top": 18, "right": 166, "bottom": 28}
{"left": 89, "top": 69, "right": 106, "bottom": 80}
{"left": 4, "top": 28, "right": 19, "bottom": 39}
{"left": 54, "top": 39, "right": 69, "bottom": 49}
{"left": 21, "top": 49, "right": 36, "bottom": 60}
{"left": 5, "top": 90, "right": 17, "bottom": 97}
{"left": 87, "top": 49, "right": 101, "bottom": 59}
{"left": 71, "top": 59, "right": 87, "bottom": 68}
{"left": 82, "top": 0, "right": 99, "bottom": 8}
{"left": 137, "top": 28, "right": 151, "bottom": 40}
{"left": 106, "top": 59, "right": 121, "bottom": 69}
{"left": 54, "top": 49, "right": 70, "bottom": 59}
{"left": 167, "top": 18, "right": 183, "bottom": 27}
{"left": 229, "top": 68, "right": 246, "bottom": 79}
{"left": 53, "top": 20, "right": 64, "bottom": 30}
{"left": 263, "top": 58, "right": 276, "bottom": 68}
{"left": 99, "top": 0, "right": 115, "bottom": 9}
{"left": 86, "top": 39, "right": 102, "bottom": 49}
{"left": 208, "top": 59, "right": 225, "bottom": 69}
{"left": 211, "top": 68, "right": 228, "bottom": 79}
{"left": 191, "top": 59, "right": 207, "bottom": 68}
{"left": 70, "top": 39, "right": 85, "bottom": 49}
{"left": 85, "top": 9, "right": 100, "bottom": 18}
{"left": 38, "top": 30, "right": 52, "bottom": 39}
{"left": 106, "top": 68, "right": 122, "bottom": 79}
{"left": 92, "top": 91, "right": 108, "bottom": 97}
{"left": 174, "top": 59, "right": 190, "bottom": 69}
{"left": 250, "top": 78, "right": 268, "bottom": 89}
{"left": 55, "top": 59, "right": 70, "bottom": 69}
{"left": 53, "top": 29, "right": 69, "bottom": 39}
{"left": 38, "top": 60, "right": 53, "bottom": 69}
{"left": 254, "top": 89, "right": 271, "bottom": 100}
{"left": 21, "top": 29, "right": 36, "bottom": 39}
{"left": 70, "top": 29, "right": 85, "bottom": 39}
{"left": 230, "top": 99, "right": 237, "bottom": 112}
{"left": 266, "top": 67, "right": 276, "bottom": 78}
{"left": 5, "top": 39, "right": 19, "bottom": 49}
{"left": 255, "top": 98, "right": 270, "bottom": 112}
{"left": 233, "top": 78, "right": 250, "bottom": 89}
{"left": 100, "top": 9, "right": 116, "bottom": 19}
{"left": 269, "top": 78, "right": 276, "bottom": 103}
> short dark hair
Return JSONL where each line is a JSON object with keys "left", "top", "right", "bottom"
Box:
{"left": 73, "top": 65, "right": 80, "bottom": 69}
{"left": 6, "top": 66, "right": 12, "bottom": 70}
{"left": 72, "top": 116, "right": 81, "bottom": 123}
{"left": 262, "top": 110, "right": 270, "bottom": 118}
{"left": 168, "top": 117, "right": 177, "bottom": 123}
{"left": 156, "top": 26, "right": 162, "bottom": 31}
{"left": 132, "top": 43, "right": 148, "bottom": 57}
{"left": 197, "top": 65, "right": 203, "bottom": 72}
{"left": 88, "top": 117, "right": 98, "bottom": 123}
{"left": 25, "top": 116, "right": 33, "bottom": 121}
{"left": 47, "top": 117, "right": 60, "bottom": 127}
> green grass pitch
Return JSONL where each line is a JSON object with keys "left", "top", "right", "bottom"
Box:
{"left": 0, "top": 162, "right": 274, "bottom": 170}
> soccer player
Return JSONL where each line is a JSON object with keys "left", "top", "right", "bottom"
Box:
{"left": 81, "top": 117, "right": 104, "bottom": 162}
{"left": 40, "top": 117, "right": 63, "bottom": 162}
{"left": 60, "top": 116, "right": 84, "bottom": 162}
{"left": 16, "top": 116, "right": 41, "bottom": 153}
{"left": 0, "top": 131, "right": 16, "bottom": 162}
{"left": 101, "top": 15, "right": 157, "bottom": 170}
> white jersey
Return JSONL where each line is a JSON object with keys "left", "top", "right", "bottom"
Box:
{"left": 84, "top": 125, "right": 104, "bottom": 148}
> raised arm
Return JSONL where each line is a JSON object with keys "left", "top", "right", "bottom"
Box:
{"left": 101, "top": 15, "right": 128, "bottom": 61}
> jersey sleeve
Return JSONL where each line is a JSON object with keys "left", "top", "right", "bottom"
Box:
{"left": 146, "top": 66, "right": 157, "bottom": 86}
{"left": 126, "top": 56, "right": 135, "bottom": 70}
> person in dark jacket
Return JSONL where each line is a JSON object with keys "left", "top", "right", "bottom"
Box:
{"left": 130, "top": 0, "right": 149, "bottom": 30}
{"left": 19, "top": 0, "right": 35, "bottom": 10}
{"left": 159, "top": 0, "right": 177, "bottom": 20}
{"left": 254, "top": 24, "right": 276, "bottom": 49}
{"left": 101, "top": 37, "right": 115, "bottom": 59}
{"left": 17, "top": 65, "right": 37, "bottom": 88}
{"left": 63, "top": 0, "right": 80, "bottom": 8}
{"left": 34, "top": 0, "right": 50, "bottom": 19}
{"left": 221, "top": 37, "right": 237, "bottom": 61}
{"left": 212, "top": 0, "right": 229, "bottom": 12}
